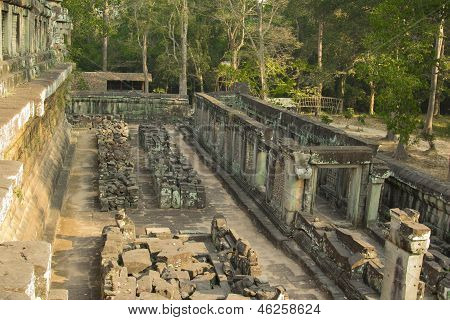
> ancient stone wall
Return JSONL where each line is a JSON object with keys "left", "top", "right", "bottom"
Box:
{"left": 193, "top": 93, "right": 385, "bottom": 234}
{"left": 0, "top": 77, "right": 71, "bottom": 242}
{"left": 68, "top": 92, "right": 190, "bottom": 122}
{"left": 378, "top": 155, "right": 450, "bottom": 242}
{"left": 0, "top": 0, "right": 71, "bottom": 97}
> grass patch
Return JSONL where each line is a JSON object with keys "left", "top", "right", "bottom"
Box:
{"left": 433, "top": 115, "right": 450, "bottom": 138}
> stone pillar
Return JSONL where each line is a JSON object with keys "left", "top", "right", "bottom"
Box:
{"left": 365, "top": 160, "right": 390, "bottom": 227}
{"left": 346, "top": 166, "right": 362, "bottom": 226}
{"left": 254, "top": 145, "right": 268, "bottom": 192}
{"left": 283, "top": 156, "right": 304, "bottom": 226}
{"left": 381, "top": 208, "right": 431, "bottom": 300}
{"left": 303, "top": 166, "right": 318, "bottom": 215}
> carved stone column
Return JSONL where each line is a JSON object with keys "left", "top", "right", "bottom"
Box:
{"left": 381, "top": 208, "right": 431, "bottom": 300}
{"left": 365, "top": 160, "right": 391, "bottom": 227}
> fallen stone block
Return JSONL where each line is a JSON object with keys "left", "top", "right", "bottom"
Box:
{"left": 122, "top": 249, "right": 152, "bottom": 274}
{"left": 146, "top": 227, "right": 172, "bottom": 240}
{"left": 153, "top": 278, "right": 181, "bottom": 300}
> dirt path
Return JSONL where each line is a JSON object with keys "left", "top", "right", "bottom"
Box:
{"left": 329, "top": 116, "right": 450, "bottom": 182}
{"left": 51, "top": 130, "right": 114, "bottom": 300}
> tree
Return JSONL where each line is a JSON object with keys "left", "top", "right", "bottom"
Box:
{"left": 102, "top": 0, "right": 109, "bottom": 71}
{"left": 125, "top": 0, "right": 156, "bottom": 93}
{"left": 179, "top": 0, "right": 189, "bottom": 95}
{"left": 214, "top": 0, "right": 255, "bottom": 70}
{"left": 423, "top": 9, "right": 446, "bottom": 148}
{"left": 355, "top": 53, "right": 383, "bottom": 115}
{"left": 247, "top": 0, "right": 294, "bottom": 99}
{"left": 376, "top": 56, "right": 422, "bottom": 160}
{"left": 360, "top": 0, "right": 445, "bottom": 158}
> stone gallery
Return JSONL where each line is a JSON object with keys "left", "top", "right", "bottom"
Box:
{"left": 0, "top": 0, "right": 449, "bottom": 303}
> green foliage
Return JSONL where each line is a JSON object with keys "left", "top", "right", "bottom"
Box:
{"left": 62, "top": 0, "right": 446, "bottom": 140}
{"left": 153, "top": 88, "right": 167, "bottom": 94}
{"left": 358, "top": 114, "right": 367, "bottom": 125}
{"left": 343, "top": 108, "right": 355, "bottom": 120}
{"left": 321, "top": 114, "right": 333, "bottom": 125}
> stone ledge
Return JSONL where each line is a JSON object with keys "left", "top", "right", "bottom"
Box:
{"left": 0, "top": 160, "right": 23, "bottom": 225}
{"left": 0, "top": 63, "right": 72, "bottom": 159}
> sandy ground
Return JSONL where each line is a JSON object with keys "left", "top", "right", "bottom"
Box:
{"left": 327, "top": 116, "right": 450, "bottom": 182}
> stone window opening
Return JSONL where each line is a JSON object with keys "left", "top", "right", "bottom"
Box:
{"left": 12, "top": 13, "right": 19, "bottom": 56}
{"left": 34, "top": 17, "right": 39, "bottom": 52}
{"left": 2, "top": 10, "right": 8, "bottom": 58}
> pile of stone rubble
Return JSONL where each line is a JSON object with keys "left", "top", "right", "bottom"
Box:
{"left": 97, "top": 117, "right": 138, "bottom": 211}
{"left": 100, "top": 210, "right": 287, "bottom": 300}
{"left": 139, "top": 124, "right": 205, "bottom": 209}
{"left": 211, "top": 214, "right": 288, "bottom": 299}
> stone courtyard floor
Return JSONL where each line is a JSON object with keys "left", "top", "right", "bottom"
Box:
{"left": 50, "top": 126, "right": 328, "bottom": 300}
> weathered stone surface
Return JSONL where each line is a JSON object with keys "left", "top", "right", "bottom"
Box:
{"left": 0, "top": 241, "right": 52, "bottom": 299}
{"left": 48, "top": 289, "right": 69, "bottom": 300}
{"left": 139, "top": 292, "right": 167, "bottom": 300}
{"left": 157, "top": 247, "right": 194, "bottom": 267}
{"left": 381, "top": 209, "right": 431, "bottom": 300}
{"left": 0, "top": 262, "right": 35, "bottom": 300}
{"left": 146, "top": 227, "right": 172, "bottom": 240}
{"left": 141, "top": 125, "right": 205, "bottom": 209}
{"left": 153, "top": 278, "right": 181, "bottom": 300}
{"left": 122, "top": 249, "right": 152, "bottom": 274}
{"left": 110, "top": 277, "right": 137, "bottom": 300}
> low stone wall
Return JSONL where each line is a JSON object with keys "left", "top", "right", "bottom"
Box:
{"left": 378, "top": 154, "right": 450, "bottom": 242}
{"left": 68, "top": 92, "right": 190, "bottom": 122}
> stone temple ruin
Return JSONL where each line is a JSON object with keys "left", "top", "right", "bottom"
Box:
{"left": 101, "top": 211, "right": 286, "bottom": 300}
{"left": 0, "top": 0, "right": 449, "bottom": 301}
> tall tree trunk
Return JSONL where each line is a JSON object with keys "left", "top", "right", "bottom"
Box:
{"left": 369, "top": 81, "right": 375, "bottom": 115}
{"left": 424, "top": 17, "right": 445, "bottom": 136}
{"left": 434, "top": 40, "right": 445, "bottom": 116}
{"left": 142, "top": 33, "right": 149, "bottom": 94}
{"left": 339, "top": 74, "right": 346, "bottom": 113}
{"left": 102, "top": 0, "right": 109, "bottom": 71}
{"left": 317, "top": 20, "right": 324, "bottom": 96}
{"left": 231, "top": 49, "right": 239, "bottom": 71}
{"left": 179, "top": 0, "right": 188, "bottom": 96}
{"left": 199, "top": 73, "right": 204, "bottom": 93}
{"left": 393, "top": 142, "right": 408, "bottom": 160}
{"left": 258, "top": 4, "right": 267, "bottom": 100}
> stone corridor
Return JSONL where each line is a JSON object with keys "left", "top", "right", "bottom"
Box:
{"left": 50, "top": 126, "right": 327, "bottom": 300}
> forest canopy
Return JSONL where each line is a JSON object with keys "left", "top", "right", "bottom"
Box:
{"left": 63, "top": 0, "right": 448, "bottom": 159}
